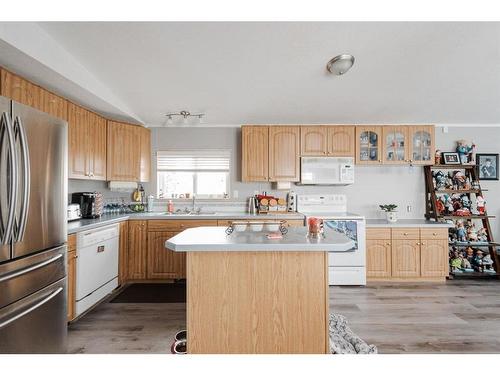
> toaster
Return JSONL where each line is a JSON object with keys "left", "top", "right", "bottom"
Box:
{"left": 67, "top": 203, "right": 82, "bottom": 221}
{"left": 71, "top": 192, "right": 104, "bottom": 219}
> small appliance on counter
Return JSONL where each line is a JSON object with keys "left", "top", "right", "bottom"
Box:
{"left": 67, "top": 203, "right": 82, "bottom": 221}
{"left": 71, "top": 192, "right": 104, "bottom": 219}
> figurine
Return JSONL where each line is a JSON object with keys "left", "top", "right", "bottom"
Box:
{"left": 451, "top": 193, "right": 463, "bottom": 211}
{"left": 476, "top": 196, "right": 486, "bottom": 215}
{"left": 482, "top": 254, "right": 495, "bottom": 273}
{"left": 472, "top": 180, "right": 480, "bottom": 189}
{"left": 450, "top": 251, "right": 463, "bottom": 273}
{"left": 460, "top": 253, "right": 473, "bottom": 271}
{"left": 435, "top": 149, "right": 442, "bottom": 165}
{"left": 460, "top": 195, "right": 471, "bottom": 210}
{"left": 455, "top": 208, "right": 471, "bottom": 216}
{"left": 436, "top": 199, "right": 445, "bottom": 214}
{"left": 466, "top": 247, "right": 475, "bottom": 263}
{"left": 464, "top": 177, "right": 472, "bottom": 190}
{"left": 442, "top": 194, "right": 454, "bottom": 214}
{"left": 452, "top": 171, "right": 467, "bottom": 190}
{"left": 477, "top": 227, "right": 488, "bottom": 242}
{"left": 433, "top": 171, "right": 447, "bottom": 190}
{"left": 456, "top": 222, "right": 467, "bottom": 242}
{"left": 456, "top": 140, "right": 476, "bottom": 164}
{"left": 473, "top": 250, "right": 484, "bottom": 272}
{"left": 467, "top": 226, "right": 478, "bottom": 242}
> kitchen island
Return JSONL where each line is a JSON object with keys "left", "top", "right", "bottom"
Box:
{"left": 166, "top": 226, "right": 355, "bottom": 354}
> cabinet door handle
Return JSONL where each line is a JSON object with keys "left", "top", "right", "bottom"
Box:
{"left": 432, "top": 232, "right": 437, "bottom": 236}
{"left": 386, "top": 242, "right": 391, "bottom": 246}
{"left": 420, "top": 242, "right": 425, "bottom": 246}
{"left": 404, "top": 233, "right": 408, "bottom": 236}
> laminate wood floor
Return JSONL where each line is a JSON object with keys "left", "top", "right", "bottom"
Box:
{"left": 68, "top": 280, "right": 500, "bottom": 354}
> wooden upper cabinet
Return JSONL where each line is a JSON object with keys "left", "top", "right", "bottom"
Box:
{"left": 327, "top": 126, "right": 355, "bottom": 157}
{"left": 241, "top": 126, "right": 269, "bottom": 182}
{"left": 127, "top": 221, "right": 148, "bottom": 280}
{"left": 68, "top": 103, "right": 106, "bottom": 180}
{"left": 107, "top": 121, "right": 141, "bottom": 181}
{"left": 382, "top": 126, "right": 409, "bottom": 164}
{"left": 355, "top": 126, "right": 382, "bottom": 164}
{"left": 68, "top": 103, "right": 89, "bottom": 179}
{"left": 139, "top": 126, "right": 151, "bottom": 182}
{"left": 269, "top": 126, "right": 300, "bottom": 182}
{"left": 43, "top": 90, "right": 67, "bottom": 120}
{"left": 408, "top": 125, "right": 435, "bottom": 165}
{"left": 88, "top": 112, "right": 107, "bottom": 180}
{"left": 1, "top": 69, "right": 43, "bottom": 111}
{"left": 300, "top": 126, "right": 328, "bottom": 156}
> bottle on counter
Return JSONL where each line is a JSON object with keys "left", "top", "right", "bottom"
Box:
{"left": 168, "top": 199, "right": 174, "bottom": 214}
{"left": 147, "top": 195, "right": 154, "bottom": 212}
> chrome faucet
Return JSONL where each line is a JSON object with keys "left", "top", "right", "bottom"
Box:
{"left": 192, "top": 194, "right": 196, "bottom": 213}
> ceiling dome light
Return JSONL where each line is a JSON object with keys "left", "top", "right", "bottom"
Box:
{"left": 326, "top": 54, "right": 355, "bottom": 75}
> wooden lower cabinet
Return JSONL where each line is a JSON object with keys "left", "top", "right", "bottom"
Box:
{"left": 118, "top": 221, "right": 129, "bottom": 285}
{"left": 366, "top": 239, "right": 392, "bottom": 278}
{"left": 366, "top": 227, "right": 449, "bottom": 282}
{"left": 420, "top": 239, "right": 449, "bottom": 277}
{"left": 127, "top": 220, "right": 148, "bottom": 280}
{"left": 391, "top": 239, "right": 421, "bottom": 278}
{"left": 147, "top": 231, "right": 185, "bottom": 279}
{"left": 67, "top": 234, "right": 77, "bottom": 322}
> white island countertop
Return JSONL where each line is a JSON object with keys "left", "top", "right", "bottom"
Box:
{"left": 165, "top": 226, "right": 356, "bottom": 252}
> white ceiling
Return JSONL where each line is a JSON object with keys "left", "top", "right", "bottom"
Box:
{"left": 4, "top": 22, "right": 500, "bottom": 126}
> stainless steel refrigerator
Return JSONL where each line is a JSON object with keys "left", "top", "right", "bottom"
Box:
{"left": 0, "top": 96, "right": 67, "bottom": 353}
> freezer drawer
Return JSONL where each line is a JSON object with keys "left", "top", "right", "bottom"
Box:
{"left": 0, "top": 277, "right": 67, "bottom": 353}
{"left": 0, "top": 245, "right": 66, "bottom": 309}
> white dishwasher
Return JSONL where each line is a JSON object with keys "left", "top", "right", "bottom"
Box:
{"left": 75, "top": 223, "right": 119, "bottom": 317}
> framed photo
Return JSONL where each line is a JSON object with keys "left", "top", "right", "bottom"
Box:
{"left": 477, "top": 153, "right": 499, "bottom": 180}
{"left": 442, "top": 152, "right": 461, "bottom": 165}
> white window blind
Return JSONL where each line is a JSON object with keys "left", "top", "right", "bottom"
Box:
{"left": 156, "top": 150, "right": 231, "bottom": 199}
{"left": 157, "top": 150, "right": 231, "bottom": 171}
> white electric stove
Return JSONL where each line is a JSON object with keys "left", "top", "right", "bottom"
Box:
{"left": 297, "top": 194, "right": 366, "bottom": 286}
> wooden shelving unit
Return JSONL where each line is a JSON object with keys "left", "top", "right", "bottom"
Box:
{"left": 424, "top": 165, "right": 499, "bottom": 278}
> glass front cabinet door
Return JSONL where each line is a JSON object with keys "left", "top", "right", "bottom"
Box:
{"left": 409, "top": 125, "right": 435, "bottom": 165}
{"left": 355, "top": 126, "right": 382, "bottom": 164}
{"left": 382, "top": 126, "right": 409, "bottom": 164}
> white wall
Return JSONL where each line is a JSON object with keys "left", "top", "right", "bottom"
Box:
{"left": 69, "top": 125, "right": 500, "bottom": 239}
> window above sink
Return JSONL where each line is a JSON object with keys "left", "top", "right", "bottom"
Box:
{"left": 156, "top": 149, "right": 231, "bottom": 199}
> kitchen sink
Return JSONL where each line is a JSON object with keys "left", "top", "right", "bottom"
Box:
{"left": 161, "top": 211, "right": 218, "bottom": 216}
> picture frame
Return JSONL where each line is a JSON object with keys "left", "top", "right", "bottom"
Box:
{"left": 442, "top": 152, "right": 461, "bottom": 165}
{"left": 477, "top": 153, "right": 499, "bottom": 180}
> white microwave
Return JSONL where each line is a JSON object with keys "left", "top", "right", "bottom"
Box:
{"left": 299, "top": 157, "right": 355, "bottom": 185}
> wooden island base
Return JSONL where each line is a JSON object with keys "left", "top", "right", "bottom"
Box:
{"left": 186, "top": 251, "right": 329, "bottom": 354}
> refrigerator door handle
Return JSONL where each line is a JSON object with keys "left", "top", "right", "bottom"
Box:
{"left": 0, "top": 253, "right": 63, "bottom": 283}
{"left": 13, "top": 116, "right": 30, "bottom": 242}
{"left": 0, "top": 112, "right": 17, "bottom": 246}
{"left": 0, "top": 286, "right": 63, "bottom": 329}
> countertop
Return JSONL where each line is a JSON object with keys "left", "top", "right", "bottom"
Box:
{"left": 365, "top": 219, "right": 453, "bottom": 228}
{"left": 67, "top": 212, "right": 305, "bottom": 234}
{"left": 165, "top": 226, "right": 356, "bottom": 252}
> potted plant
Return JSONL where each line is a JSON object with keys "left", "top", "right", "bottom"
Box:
{"left": 379, "top": 204, "right": 398, "bottom": 223}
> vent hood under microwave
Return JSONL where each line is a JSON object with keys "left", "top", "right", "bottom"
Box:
{"left": 299, "top": 157, "right": 355, "bottom": 185}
